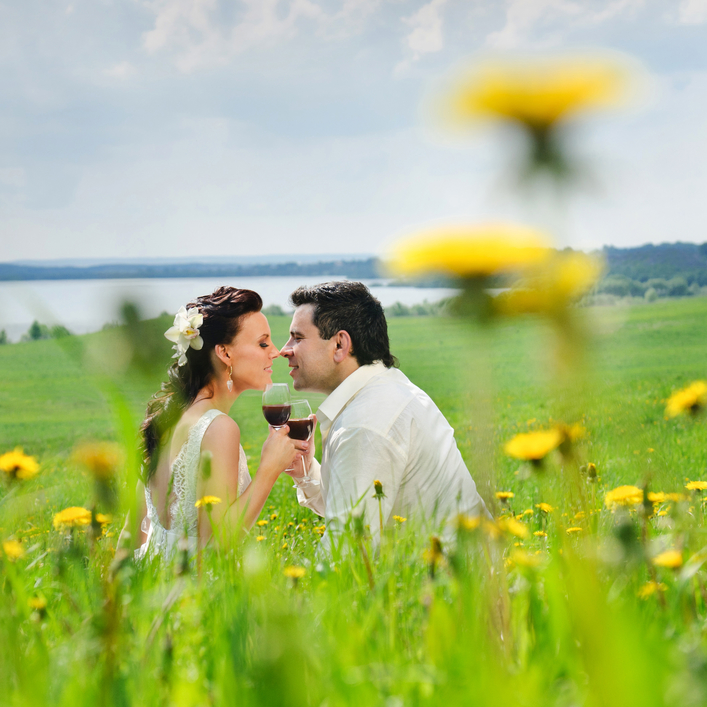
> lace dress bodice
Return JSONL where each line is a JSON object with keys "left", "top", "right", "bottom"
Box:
{"left": 136, "top": 409, "right": 251, "bottom": 562}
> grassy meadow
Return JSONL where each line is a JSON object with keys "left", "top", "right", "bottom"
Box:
{"left": 2, "top": 296, "right": 707, "bottom": 707}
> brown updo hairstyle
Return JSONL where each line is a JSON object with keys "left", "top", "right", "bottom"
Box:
{"left": 141, "top": 286, "right": 262, "bottom": 482}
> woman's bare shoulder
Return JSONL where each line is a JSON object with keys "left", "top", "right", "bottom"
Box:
{"left": 202, "top": 413, "right": 241, "bottom": 447}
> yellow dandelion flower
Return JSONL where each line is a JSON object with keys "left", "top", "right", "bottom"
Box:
{"left": 533, "top": 531, "right": 548, "bottom": 538}
{"left": 53, "top": 507, "right": 92, "bottom": 530}
{"left": 195, "top": 496, "right": 222, "bottom": 508}
{"left": 445, "top": 55, "right": 629, "bottom": 130}
{"left": 256, "top": 535, "right": 266, "bottom": 542}
{"left": 504, "top": 429, "right": 562, "bottom": 462}
{"left": 0, "top": 448, "right": 40, "bottom": 481}
{"left": 604, "top": 485, "right": 643, "bottom": 510}
{"left": 72, "top": 442, "right": 122, "bottom": 479}
{"left": 256, "top": 519, "right": 269, "bottom": 527}
{"left": 456, "top": 514, "right": 481, "bottom": 531}
{"left": 638, "top": 581, "right": 667, "bottom": 599}
{"left": 647, "top": 492, "right": 667, "bottom": 504}
{"left": 283, "top": 565, "right": 306, "bottom": 579}
{"left": 666, "top": 492, "right": 688, "bottom": 503}
{"left": 535, "top": 502, "right": 554, "bottom": 513}
{"left": 685, "top": 481, "right": 707, "bottom": 492}
{"left": 497, "top": 517, "right": 529, "bottom": 539}
{"left": 386, "top": 223, "right": 551, "bottom": 280}
{"left": 566, "top": 527, "right": 583, "bottom": 535}
{"left": 28, "top": 595, "right": 47, "bottom": 611}
{"left": 496, "top": 252, "right": 604, "bottom": 316}
{"left": 95, "top": 513, "right": 112, "bottom": 525}
{"left": 270, "top": 513, "right": 278, "bottom": 520}
{"left": 393, "top": 515, "right": 407, "bottom": 523}
{"left": 652, "top": 549, "right": 683, "bottom": 569}
{"left": 495, "top": 491, "right": 514, "bottom": 501}
{"left": 2, "top": 539, "right": 25, "bottom": 560}
{"left": 509, "top": 549, "right": 542, "bottom": 569}
{"left": 666, "top": 381, "right": 707, "bottom": 417}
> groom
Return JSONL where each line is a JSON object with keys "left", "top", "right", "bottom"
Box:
{"left": 280, "top": 281, "right": 489, "bottom": 551}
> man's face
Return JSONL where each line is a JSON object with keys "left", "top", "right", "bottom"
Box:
{"left": 280, "top": 305, "right": 338, "bottom": 394}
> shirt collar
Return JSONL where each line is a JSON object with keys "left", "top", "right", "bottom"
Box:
{"left": 317, "top": 362, "right": 388, "bottom": 429}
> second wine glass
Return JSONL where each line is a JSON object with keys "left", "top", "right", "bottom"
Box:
{"left": 287, "top": 399, "right": 317, "bottom": 483}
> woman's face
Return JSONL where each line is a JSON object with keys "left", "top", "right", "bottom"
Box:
{"left": 227, "top": 312, "right": 279, "bottom": 393}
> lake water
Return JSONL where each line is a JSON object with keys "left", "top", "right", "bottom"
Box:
{"left": 0, "top": 277, "right": 458, "bottom": 342}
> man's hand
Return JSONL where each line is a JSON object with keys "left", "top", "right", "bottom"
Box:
{"left": 285, "top": 414, "right": 317, "bottom": 482}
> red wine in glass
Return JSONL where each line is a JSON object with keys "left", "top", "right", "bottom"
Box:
{"left": 262, "top": 383, "right": 291, "bottom": 430}
{"left": 286, "top": 418, "right": 313, "bottom": 441}
{"left": 262, "top": 404, "right": 291, "bottom": 427}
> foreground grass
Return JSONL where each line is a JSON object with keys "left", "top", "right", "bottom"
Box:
{"left": 2, "top": 298, "right": 707, "bottom": 706}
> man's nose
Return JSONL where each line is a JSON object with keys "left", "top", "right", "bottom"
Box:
{"left": 280, "top": 340, "right": 293, "bottom": 357}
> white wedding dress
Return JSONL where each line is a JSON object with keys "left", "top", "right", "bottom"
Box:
{"left": 135, "top": 409, "right": 252, "bottom": 562}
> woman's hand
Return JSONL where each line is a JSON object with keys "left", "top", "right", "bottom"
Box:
{"left": 259, "top": 425, "right": 304, "bottom": 476}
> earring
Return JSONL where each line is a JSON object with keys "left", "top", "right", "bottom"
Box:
{"left": 226, "top": 364, "right": 233, "bottom": 392}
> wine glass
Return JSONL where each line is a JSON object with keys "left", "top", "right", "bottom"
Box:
{"left": 262, "top": 383, "right": 291, "bottom": 430}
{"left": 286, "top": 399, "right": 317, "bottom": 483}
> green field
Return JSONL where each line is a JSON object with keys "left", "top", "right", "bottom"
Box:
{"left": 2, "top": 298, "right": 707, "bottom": 707}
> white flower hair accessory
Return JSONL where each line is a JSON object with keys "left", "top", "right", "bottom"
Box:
{"left": 164, "top": 306, "right": 204, "bottom": 366}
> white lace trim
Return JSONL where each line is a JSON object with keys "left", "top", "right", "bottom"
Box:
{"left": 137, "top": 409, "right": 252, "bottom": 562}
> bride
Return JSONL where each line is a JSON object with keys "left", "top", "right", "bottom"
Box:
{"left": 134, "top": 286, "right": 304, "bottom": 561}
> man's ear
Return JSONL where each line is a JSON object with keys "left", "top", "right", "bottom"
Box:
{"left": 332, "top": 330, "right": 353, "bottom": 363}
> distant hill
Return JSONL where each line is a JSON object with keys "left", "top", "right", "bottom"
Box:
{"left": 603, "top": 242, "right": 707, "bottom": 284}
{"left": 0, "top": 258, "right": 381, "bottom": 282}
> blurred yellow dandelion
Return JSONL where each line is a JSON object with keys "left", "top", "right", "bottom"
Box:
{"left": 283, "top": 565, "right": 306, "bottom": 579}
{"left": 652, "top": 549, "right": 683, "bottom": 569}
{"left": 638, "top": 581, "right": 667, "bottom": 599}
{"left": 445, "top": 55, "right": 629, "bottom": 130}
{"left": 72, "top": 441, "right": 122, "bottom": 479}
{"left": 647, "top": 492, "right": 667, "bottom": 504}
{"left": 535, "top": 502, "right": 554, "bottom": 513}
{"left": 685, "top": 481, "right": 707, "bottom": 492}
{"left": 496, "top": 252, "right": 604, "bottom": 316}
{"left": 533, "top": 531, "right": 548, "bottom": 538}
{"left": 393, "top": 515, "right": 407, "bottom": 523}
{"left": 0, "top": 448, "right": 39, "bottom": 481}
{"left": 497, "top": 517, "right": 529, "bottom": 539}
{"left": 2, "top": 539, "right": 25, "bottom": 560}
{"left": 386, "top": 223, "right": 551, "bottom": 280}
{"left": 195, "top": 496, "right": 222, "bottom": 508}
{"left": 256, "top": 519, "right": 269, "bottom": 527}
{"left": 95, "top": 513, "right": 112, "bottom": 525}
{"left": 456, "top": 514, "right": 481, "bottom": 531}
{"left": 256, "top": 535, "right": 266, "bottom": 542}
{"left": 505, "top": 429, "right": 562, "bottom": 461}
{"left": 604, "top": 485, "right": 643, "bottom": 510}
{"left": 28, "top": 595, "right": 47, "bottom": 611}
{"left": 495, "top": 491, "right": 514, "bottom": 502}
{"left": 509, "top": 549, "right": 542, "bottom": 569}
{"left": 53, "top": 507, "right": 92, "bottom": 530}
{"left": 666, "top": 381, "right": 707, "bottom": 417}
{"left": 566, "top": 527, "right": 583, "bottom": 535}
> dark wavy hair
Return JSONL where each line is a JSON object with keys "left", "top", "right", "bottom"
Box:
{"left": 141, "top": 286, "right": 262, "bottom": 481}
{"left": 290, "top": 281, "right": 397, "bottom": 368}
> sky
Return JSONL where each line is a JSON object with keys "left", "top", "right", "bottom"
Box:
{"left": 1, "top": 0, "right": 706, "bottom": 262}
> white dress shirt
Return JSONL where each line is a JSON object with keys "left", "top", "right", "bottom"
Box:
{"left": 295, "top": 362, "right": 489, "bottom": 551}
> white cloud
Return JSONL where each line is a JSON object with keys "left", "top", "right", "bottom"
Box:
{"left": 141, "top": 0, "right": 334, "bottom": 71}
{"left": 404, "top": 0, "right": 447, "bottom": 58}
{"left": 486, "top": 0, "right": 644, "bottom": 48}
{"left": 394, "top": 0, "right": 448, "bottom": 75}
{"left": 677, "top": 0, "right": 707, "bottom": 24}
{"left": 104, "top": 61, "right": 135, "bottom": 79}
